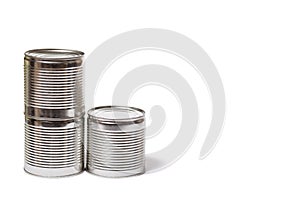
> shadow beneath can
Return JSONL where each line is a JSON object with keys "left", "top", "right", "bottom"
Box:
{"left": 145, "top": 155, "right": 165, "bottom": 173}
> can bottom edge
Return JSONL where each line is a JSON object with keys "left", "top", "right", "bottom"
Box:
{"left": 86, "top": 166, "right": 145, "bottom": 178}
{"left": 24, "top": 163, "right": 84, "bottom": 178}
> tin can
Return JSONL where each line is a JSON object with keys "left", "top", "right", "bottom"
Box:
{"left": 24, "top": 49, "right": 84, "bottom": 177}
{"left": 24, "top": 117, "right": 84, "bottom": 177}
{"left": 87, "top": 106, "right": 145, "bottom": 177}
{"left": 24, "top": 49, "right": 84, "bottom": 119}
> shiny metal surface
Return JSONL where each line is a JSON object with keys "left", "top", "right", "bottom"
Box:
{"left": 24, "top": 107, "right": 85, "bottom": 120}
{"left": 24, "top": 49, "right": 84, "bottom": 177}
{"left": 24, "top": 49, "right": 84, "bottom": 117}
{"left": 24, "top": 118, "right": 84, "bottom": 177}
{"left": 87, "top": 106, "right": 145, "bottom": 178}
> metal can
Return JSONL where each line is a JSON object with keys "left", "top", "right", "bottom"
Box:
{"left": 24, "top": 49, "right": 84, "bottom": 119}
{"left": 87, "top": 106, "right": 145, "bottom": 178}
{"left": 24, "top": 117, "right": 84, "bottom": 177}
{"left": 24, "top": 49, "right": 84, "bottom": 177}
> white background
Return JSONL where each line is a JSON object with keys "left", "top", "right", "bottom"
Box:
{"left": 0, "top": 0, "right": 300, "bottom": 199}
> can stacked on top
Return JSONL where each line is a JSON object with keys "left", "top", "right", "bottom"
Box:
{"left": 24, "top": 49, "right": 85, "bottom": 177}
{"left": 87, "top": 106, "right": 145, "bottom": 177}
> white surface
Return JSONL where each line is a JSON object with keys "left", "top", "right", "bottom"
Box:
{"left": 1, "top": 0, "right": 300, "bottom": 199}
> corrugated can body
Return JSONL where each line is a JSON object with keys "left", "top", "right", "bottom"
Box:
{"left": 24, "top": 118, "right": 84, "bottom": 177}
{"left": 24, "top": 49, "right": 84, "bottom": 177}
{"left": 87, "top": 106, "right": 145, "bottom": 178}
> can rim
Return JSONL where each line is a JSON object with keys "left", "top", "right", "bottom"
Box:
{"left": 88, "top": 106, "right": 145, "bottom": 124}
{"left": 24, "top": 49, "right": 84, "bottom": 61}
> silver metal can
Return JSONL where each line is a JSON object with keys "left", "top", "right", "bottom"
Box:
{"left": 87, "top": 106, "right": 145, "bottom": 178}
{"left": 24, "top": 118, "right": 84, "bottom": 177}
{"left": 24, "top": 49, "right": 84, "bottom": 119}
{"left": 24, "top": 49, "right": 84, "bottom": 177}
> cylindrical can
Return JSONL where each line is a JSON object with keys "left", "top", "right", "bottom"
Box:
{"left": 24, "top": 49, "right": 84, "bottom": 119}
{"left": 87, "top": 106, "right": 145, "bottom": 178}
{"left": 24, "top": 49, "right": 84, "bottom": 177}
{"left": 24, "top": 117, "right": 84, "bottom": 177}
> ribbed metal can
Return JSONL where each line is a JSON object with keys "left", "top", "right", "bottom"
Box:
{"left": 24, "top": 118, "right": 84, "bottom": 177}
{"left": 24, "top": 49, "right": 84, "bottom": 119}
{"left": 24, "top": 49, "right": 84, "bottom": 177}
{"left": 87, "top": 106, "right": 145, "bottom": 178}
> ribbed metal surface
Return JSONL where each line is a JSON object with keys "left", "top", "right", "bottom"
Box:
{"left": 25, "top": 118, "right": 83, "bottom": 167}
{"left": 24, "top": 49, "right": 84, "bottom": 177}
{"left": 87, "top": 106, "right": 145, "bottom": 178}
{"left": 24, "top": 118, "right": 84, "bottom": 176}
{"left": 24, "top": 49, "right": 84, "bottom": 119}
{"left": 24, "top": 65, "right": 83, "bottom": 109}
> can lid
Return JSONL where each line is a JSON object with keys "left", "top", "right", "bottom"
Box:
{"left": 25, "top": 49, "right": 84, "bottom": 61}
{"left": 88, "top": 106, "right": 145, "bottom": 124}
